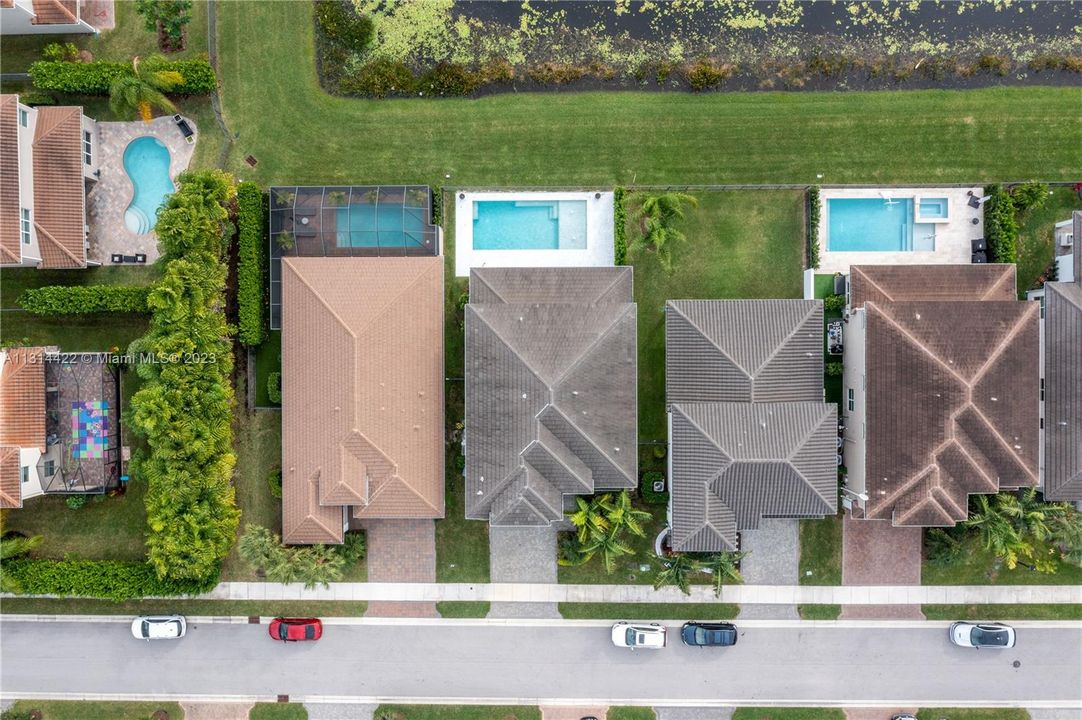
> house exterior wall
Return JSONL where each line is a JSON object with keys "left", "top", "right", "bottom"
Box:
{"left": 0, "top": 0, "right": 96, "bottom": 34}
{"left": 19, "top": 446, "right": 43, "bottom": 500}
{"left": 80, "top": 114, "right": 99, "bottom": 179}
{"left": 15, "top": 100, "right": 41, "bottom": 266}
{"left": 841, "top": 308, "right": 867, "bottom": 511}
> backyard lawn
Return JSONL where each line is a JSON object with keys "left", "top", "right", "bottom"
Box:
{"left": 631, "top": 189, "right": 806, "bottom": 440}
{"left": 4, "top": 700, "right": 185, "bottom": 720}
{"left": 1015, "top": 185, "right": 1082, "bottom": 297}
{"left": 252, "top": 330, "right": 282, "bottom": 407}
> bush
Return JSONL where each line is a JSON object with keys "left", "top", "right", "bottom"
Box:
{"left": 527, "top": 62, "right": 587, "bottom": 85}
{"left": 314, "top": 0, "right": 373, "bottom": 52}
{"left": 418, "top": 62, "right": 480, "bottom": 96}
{"left": 824, "top": 293, "right": 846, "bottom": 313}
{"left": 42, "top": 42, "right": 79, "bottom": 62}
{"left": 135, "top": 0, "right": 193, "bottom": 45}
{"left": 1028, "top": 54, "right": 1065, "bottom": 72}
{"left": 613, "top": 186, "right": 628, "bottom": 265}
{"left": 430, "top": 186, "right": 443, "bottom": 226}
{"left": 18, "top": 285, "right": 150, "bottom": 315}
{"left": 236, "top": 181, "right": 265, "bottom": 346}
{"left": 267, "top": 468, "right": 282, "bottom": 499}
{"left": 479, "top": 58, "right": 515, "bottom": 84}
{"left": 807, "top": 186, "right": 821, "bottom": 269}
{"left": 977, "top": 54, "right": 1012, "bottom": 76}
{"left": 340, "top": 59, "right": 417, "bottom": 98}
{"left": 0, "top": 559, "right": 217, "bottom": 600}
{"left": 1066, "top": 56, "right": 1082, "bottom": 73}
{"left": 29, "top": 57, "right": 216, "bottom": 95}
{"left": 16, "top": 91, "right": 56, "bottom": 106}
{"left": 640, "top": 470, "right": 668, "bottom": 505}
{"left": 826, "top": 361, "right": 844, "bottom": 377}
{"left": 267, "top": 371, "right": 282, "bottom": 404}
{"left": 1010, "top": 181, "right": 1050, "bottom": 212}
{"left": 681, "top": 57, "right": 736, "bottom": 91}
{"left": 65, "top": 495, "right": 87, "bottom": 510}
{"left": 984, "top": 184, "right": 1019, "bottom": 264}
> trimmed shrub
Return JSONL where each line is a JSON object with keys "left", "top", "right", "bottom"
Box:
{"left": 340, "top": 59, "right": 417, "bottom": 98}
{"left": 640, "top": 470, "right": 668, "bottom": 505}
{"left": 824, "top": 293, "right": 846, "bottom": 313}
{"left": 1, "top": 559, "right": 217, "bottom": 600}
{"left": 42, "top": 42, "right": 79, "bottom": 62}
{"left": 1010, "top": 181, "right": 1050, "bottom": 212}
{"left": 418, "top": 62, "right": 481, "bottom": 96}
{"left": 267, "top": 468, "right": 282, "bottom": 499}
{"left": 19, "top": 285, "right": 150, "bottom": 315}
{"left": 826, "top": 361, "right": 844, "bottom": 377}
{"left": 613, "top": 186, "right": 628, "bottom": 265}
{"left": 236, "top": 181, "right": 265, "bottom": 346}
{"left": 984, "top": 184, "right": 1019, "bottom": 264}
{"left": 314, "top": 0, "right": 373, "bottom": 52}
{"left": 431, "top": 186, "right": 443, "bottom": 226}
{"left": 267, "top": 371, "right": 282, "bottom": 404}
{"left": 29, "top": 57, "right": 216, "bottom": 95}
{"left": 681, "top": 58, "right": 736, "bottom": 91}
{"left": 807, "top": 186, "right": 821, "bottom": 269}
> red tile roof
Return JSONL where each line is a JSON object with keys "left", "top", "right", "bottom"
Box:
{"left": 0, "top": 446, "right": 22, "bottom": 509}
{"left": 33, "top": 106, "right": 86, "bottom": 268}
{"left": 30, "top": 0, "right": 77, "bottom": 24}
{"left": 0, "top": 348, "right": 46, "bottom": 451}
{"left": 0, "top": 95, "right": 22, "bottom": 265}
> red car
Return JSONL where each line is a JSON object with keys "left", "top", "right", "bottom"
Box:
{"left": 269, "top": 617, "right": 323, "bottom": 642}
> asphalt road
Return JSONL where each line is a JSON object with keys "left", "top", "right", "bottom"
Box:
{"left": 1, "top": 618, "right": 1080, "bottom": 706}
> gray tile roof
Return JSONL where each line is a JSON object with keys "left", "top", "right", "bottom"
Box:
{"left": 1043, "top": 279, "right": 1082, "bottom": 500}
{"left": 669, "top": 402, "right": 838, "bottom": 552}
{"left": 665, "top": 300, "right": 823, "bottom": 404}
{"left": 465, "top": 268, "right": 637, "bottom": 526}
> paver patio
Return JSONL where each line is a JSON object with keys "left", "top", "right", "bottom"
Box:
{"left": 841, "top": 514, "right": 924, "bottom": 620}
{"left": 363, "top": 519, "right": 439, "bottom": 618}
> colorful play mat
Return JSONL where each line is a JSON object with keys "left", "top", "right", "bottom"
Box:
{"left": 72, "top": 400, "right": 109, "bottom": 460}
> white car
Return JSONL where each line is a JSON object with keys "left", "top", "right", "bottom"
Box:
{"left": 131, "top": 615, "right": 187, "bottom": 641}
{"left": 611, "top": 622, "right": 666, "bottom": 649}
{"left": 949, "top": 621, "right": 1015, "bottom": 649}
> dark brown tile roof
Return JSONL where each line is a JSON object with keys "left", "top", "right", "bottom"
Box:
{"left": 0, "top": 95, "right": 21, "bottom": 265}
{"left": 30, "top": 0, "right": 77, "bottom": 24}
{"left": 0, "top": 446, "right": 22, "bottom": 509}
{"left": 33, "top": 106, "right": 86, "bottom": 269}
{"left": 0, "top": 347, "right": 46, "bottom": 451}
{"left": 1043, "top": 280, "right": 1082, "bottom": 500}
{"left": 864, "top": 300, "right": 1039, "bottom": 526}
{"left": 850, "top": 265, "right": 1016, "bottom": 309}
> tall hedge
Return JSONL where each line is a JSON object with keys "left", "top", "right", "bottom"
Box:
{"left": 1, "top": 559, "right": 216, "bottom": 601}
{"left": 613, "top": 186, "right": 628, "bottom": 265}
{"left": 18, "top": 285, "right": 150, "bottom": 315}
{"left": 29, "top": 57, "right": 216, "bottom": 95}
{"left": 127, "top": 169, "right": 239, "bottom": 583}
{"left": 807, "top": 185, "right": 821, "bottom": 269}
{"left": 984, "top": 184, "right": 1019, "bottom": 264}
{"left": 236, "top": 181, "right": 265, "bottom": 346}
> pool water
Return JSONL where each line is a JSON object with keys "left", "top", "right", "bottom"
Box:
{"left": 333, "top": 205, "right": 427, "bottom": 248}
{"left": 122, "top": 136, "right": 174, "bottom": 235}
{"left": 473, "top": 200, "right": 587, "bottom": 250}
{"left": 827, "top": 197, "right": 935, "bottom": 252}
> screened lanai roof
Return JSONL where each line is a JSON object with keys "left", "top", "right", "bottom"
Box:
{"left": 268, "top": 186, "right": 439, "bottom": 329}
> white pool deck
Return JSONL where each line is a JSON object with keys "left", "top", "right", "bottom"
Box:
{"left": 817, "top": 187, "right": 984, "bottom": 274}
{"left": 454, "top": 191, "right": 615, "bottom": 277}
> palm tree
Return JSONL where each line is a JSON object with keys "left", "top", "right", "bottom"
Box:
{"left": 965, "top": 493, "right": 1029, "bottom": 570}
{"left": 632, "top": 192, "right": 698, "bottom": 273}
{"left": 702, "top": 551, "right": 746, "bottom": 598}
{"left": 652, "top": 552, "right": 700, "bottom": 596}
{"left": 604, "top": 490, "right": 652, "bottom": 539}
{"left": 567, "top": 494, "right": 611, "bottom": 544}
{"left": 109, "top": 55, "right": 183, "bottom": 122}
{"left": 580, "top": 526, "right": 635, "bottom": 575}
{"left": 557, "top": 534, "right": 588, "bottom": 567}
{"left": 237, "top": 524, "right": 280, "bottom": 573}
{"left": 293, "top": 545, "right": 346, "bottom": 590}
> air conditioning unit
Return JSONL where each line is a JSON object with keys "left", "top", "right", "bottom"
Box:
{"left": 1060, "top": 232, "right": 1074, "bottom": 248}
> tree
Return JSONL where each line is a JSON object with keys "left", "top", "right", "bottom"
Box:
{"left": 702, "top": 551, "right": 746, "bottom": 598}
{"left": 632, "top": 192, "right": 699, "bottom": 273}
{"left": 579, "top": 526, "right": 636, "bottom": 574}
{"left": 964, "top": 488, "right": 1068, "bottom": 573}
{"left": 652, "top": 552, "right": 700, "bottom": 596}
{"left": 567, "top": 494, "right": 610, "bottom": 544}
{"left": 237, "top": 524, "right": 279, "bottom": 572}
{"left": 108, "top": 55, "right": 182, "bottom": 122}
{"left": 604, "top": 490, "right": 652, "bottom": 539}
{"left": 135, "top": 0, "right": 193, "bottom": 51}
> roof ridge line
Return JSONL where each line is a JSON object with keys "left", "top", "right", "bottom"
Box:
{"left": 981, "top": 266, "right": 1016, "bottom": 300}
{"left": 552, "top": 302, "right": 633, "bottom": 387}
{"left": 857, "top": 268, "right": 896, "bottom": 304}
{"left": 969, "top": 302, "right": 1036, "bottom": 387}
{"left": 352, "top": 256, "right": 440, "bottom": 340}
{"left": 668, "top": 301, "right": 753, "bottom": 382}
{"left": 749, "top": 300, "right": 819, "bottom": 385}
{"left": 872, "top": 303, "right": 968, "bottom": 387}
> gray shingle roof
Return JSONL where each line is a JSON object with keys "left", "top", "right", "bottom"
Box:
{"left": 1043, "top": 279, "right": 1082, "bottom": 500}
{"left": 666, "top": 300, "right": 823, "bottom": 404}
{"left": 465, "top": 268, "right": 637, "bottom": 526}
{"left": 669, "top": 402, "right": 838, "bottom": 552}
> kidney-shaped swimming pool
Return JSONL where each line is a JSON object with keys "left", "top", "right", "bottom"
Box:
{"left": 122, "top": 136, "right": 174, "bottom": 235}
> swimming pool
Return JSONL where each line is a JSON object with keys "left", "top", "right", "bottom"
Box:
{"left": 333, "top": 204, "right": 427, "bottom": 248}
{"left": 122, "top": 136, "right": 173, "bottom": 235}
{"left": 827, "top": 197, "right": 936, "bottom": 252}
{"left": 472, "top": 200, "right": 587, "bottom": 250}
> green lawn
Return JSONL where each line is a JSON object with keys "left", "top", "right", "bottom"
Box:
{"left": 558, "top": 602, "right": 739, "bottom": 620}
{"left": 252, "top": 330, "right": 282, "bottom": 407}
{"left": 0, "top": 597, "right": 370, "bottom": 617}
{"left": 797, "top": 604, "right": 841, "bottom": 620}
{"left": 0, "top": 310, "right": 148, "bottom": 352}
{"left": 607, "top": 709, "right": 656, "bottom": 720}
{"left": 922, "top": 604, "right": 1082, "bottom": 621}
{"left": 435, "top": 601, "right": 491, "bottom": 618}
{"left": 1015, "top": 186, "right": 1082, "bottom": 297}
{"left": 630, "top": 189, "right": 805, "bottom": 440}
{"left": 0, "top": 266, "right": 161, "bottom": 307}
{"left": 916, "top": 710, "right": 1029, "bottom": 720}
{"left": 374, "top": 707, "right": 541, "bottom": 720}
{"left": 222, "top": 409, "right": 284, "bottom": 580}
{"left": 798, "top": 514, "right": 843, "bottom": 586}
{"left": 250, "top": 704, "right": 308, "bottom": 720}
{"left": 4, "top": 700, "right": 184, "bottom": 720}
{"left": 731, "top": 710, "right": 844, "bottom": 720}
{"left": 922, "top": 534, "right": 1082, "bottom": 586}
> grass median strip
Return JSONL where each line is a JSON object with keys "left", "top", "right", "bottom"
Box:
{"left": 559, "top": 603, "right": 740, "bottom": 620}
{"left": 922, "top": 604, "right": 1082, "bottom": 621}
{"left": 4, "top": 700, "right": 185, "bottom": 720}
{"left": 374, "top": 706, "right": 541, "bottom": 720}
{"left": 0, "top": 598, "right": 369, "bottom": 617}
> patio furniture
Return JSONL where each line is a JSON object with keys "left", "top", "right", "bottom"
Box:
{"left": 972, "top": 250, "right": 988, "bottom": 264}
{"left": 122, "top": 254, "right": 138, "bottom": 263}
{"left": 173, "top": 114, "right": 195, "bottom": 145}
{"left": 971, "top": 238, "right": 987, "bottom": 252}
{"left": 135, "top": 254, "right": 146, "bottom": 263}
{"left": 968, "top": 195, "right": 982, "bottom": 209}
{"left": 827, "top": 320, "right": 844, "bottom": 355}
{"left": 111, "top": 253, "right": 124, "bottom": 264}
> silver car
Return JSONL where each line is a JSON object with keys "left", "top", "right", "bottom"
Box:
{"left": 131, "top": 615, "right": 187, "bottom": 641}
{"left": 949, "top": 621, "right": 1015, "bottom": 649}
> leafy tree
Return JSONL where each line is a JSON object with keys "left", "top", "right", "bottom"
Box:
{"left": 604, "top": 490, "right": 652, "bottom": 539}
{"left": 702, "top": 551, "right": 746, "bottom": 597}
{"left": 0, "top": 514, "right": 43, "bottom": 594}
{"left": 567, "top": 494, "right": 610, "bottom": 544}
{"left": 652, "top": 552, "right": 700, "bottom": 596}
{"left": 632, "top": 192, "right": 699, "bottom": 273}
{"left": 557, "top": 534, "right": 588, "bottom": 567}
{"left": 925, "top": 527, "right": 966, "bottom": 567}
{"left": 108, "top": 55, "right": 183, "bottom": 122}
{"left": 963, "top": 488, "right": 1077, "bottom": 573}
{"left": 135, "top": 0, "right": 193, "bottom": 48}
{"left": 579, "top": 526, "right": 636, "bottom": 574}
{"left": 238, "top": 524, "right": 280, "bottom": 571}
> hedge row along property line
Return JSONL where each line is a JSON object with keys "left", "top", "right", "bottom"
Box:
{"left": 236, "top": 181, "right": 265, "bottom": 346}
{"left": 126, "top": 170, "right": 240, "bottom": 585}
{"left": 613, "top": 186, "right": 628, "bottom": 265}
{"left": 1, "top": 559, "right": 215, "bottom": 602}
{"left": 28, "top": 57, "right": 216, "bottom": 95}
{"left": 18, "top": 285, "right": 150, "bottom": 315}
{"left": 806, "top": 186, "right": 821, "bottom": 270}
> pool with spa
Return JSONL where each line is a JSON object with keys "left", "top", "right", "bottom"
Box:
{"left": 122, "top": 136, "right": 174, "bottom": 235}
{"left": 827, "top": 197, "right": 937, "bottom": 252}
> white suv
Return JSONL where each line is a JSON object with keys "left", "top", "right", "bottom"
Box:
{"left": 611, "top": 622, "right": 666, "bottom": 649}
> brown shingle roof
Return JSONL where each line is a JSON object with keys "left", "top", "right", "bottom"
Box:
{"left": 0, "top": 446, "right": 22, "bottom": 509}
{"left": 281, "top": 257, "right": 444, "bottom": 545}
{"left": 33, "top": 106, "right": 86, "bottom": 269}
{"left": 850, "top": 265, "right": 1016, "bottom": 309}
{"left": 30, "top": 0, "right": 77, "bottom": 24}
{"left": 0, "top": 347, "right": 46, "bottom": 451}
{"left": 0, "top": 95, "right": 21, "bottom": 265}
{"left": 864, "top": 300, "right": 1039, "bottom": 526}
{"left": 1043, "top": 280, "right": 1082, "bottom": 500}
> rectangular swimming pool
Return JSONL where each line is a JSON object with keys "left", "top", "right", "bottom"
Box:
{"left": 827, "top": 197, "right": 935, "bottom": 252}
{"left": 473, "top": 200, "right": 587, "bottom": 250}
{"left": 334, "top": 204, "right": 428, "bottom": 248}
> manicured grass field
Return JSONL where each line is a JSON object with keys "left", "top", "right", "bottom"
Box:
{"left": 250, "top": 704, "right": 308, "bottom": 720}
{"left": 799, "top": 515, "right": 843, "bottom": 587}
{"left": 5, "top": 701, "right": 184, "bottom": 720}
{"left": 222, "top": 409, "right": 282, "bottom": 580}
{"left": 558, "top": 602, "right": 739, "bottom": 620}
{"left": 731, "top": 709, "right": 845, "bottom": 720}
{"left": 922, "top": 604, "right": 1082, "bottom": 621}
{"left": 630, "top": 189, "right": 805, "bottom": 440}
{"left": 0, "top": 597, "right": 370, "bottom": 617}
{"left": 374, "top": 706, "right": 541, "bottom": 720}
{"left": 1015, "top": 186, "right": 1082, "bottom": 297}
{"left": 922, "top": 534, "right": 1082, "bottom": 586}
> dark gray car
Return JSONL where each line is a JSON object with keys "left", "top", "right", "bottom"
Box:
{"left": 680, "top": 622, "right": 738, "bottom": 647}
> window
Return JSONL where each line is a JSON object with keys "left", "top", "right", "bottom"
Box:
{"left": 43, "top": 459, "right": 56, "bottom": 477}
{"left": 847, "top": 388, "right": 855, "bottom": 412}
{"left": 83, "top": 130, "right": 92, "bottom": 165}
{"left": 1041, "top": 378, "right": 1045, "bottom": 402}
{"left": 20, "top": 208, "right": 30, "bottom": 245}
{"left": 21, "top": 466, "right": 29, "bottom": 484}
{"left": 18, "top": 108, "right": 27, "bottom": 127}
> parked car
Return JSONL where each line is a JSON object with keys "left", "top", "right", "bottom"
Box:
{"left": 131, "top": 615, "right": 186, "bottom": 641}
{"left": 949, "top": 621, "right": 1016, "bottom": 649}
{"left": 269, "top": 617, "right": 323, "bottom": 642}
{"left": 680, "top": 621, "right": 738, "bottom": 647}
{"left": 611, "top": 622, "right": 666, "bottom": 649}
{"left": 891, "top": 715, "right": 918, "bottom": 720}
